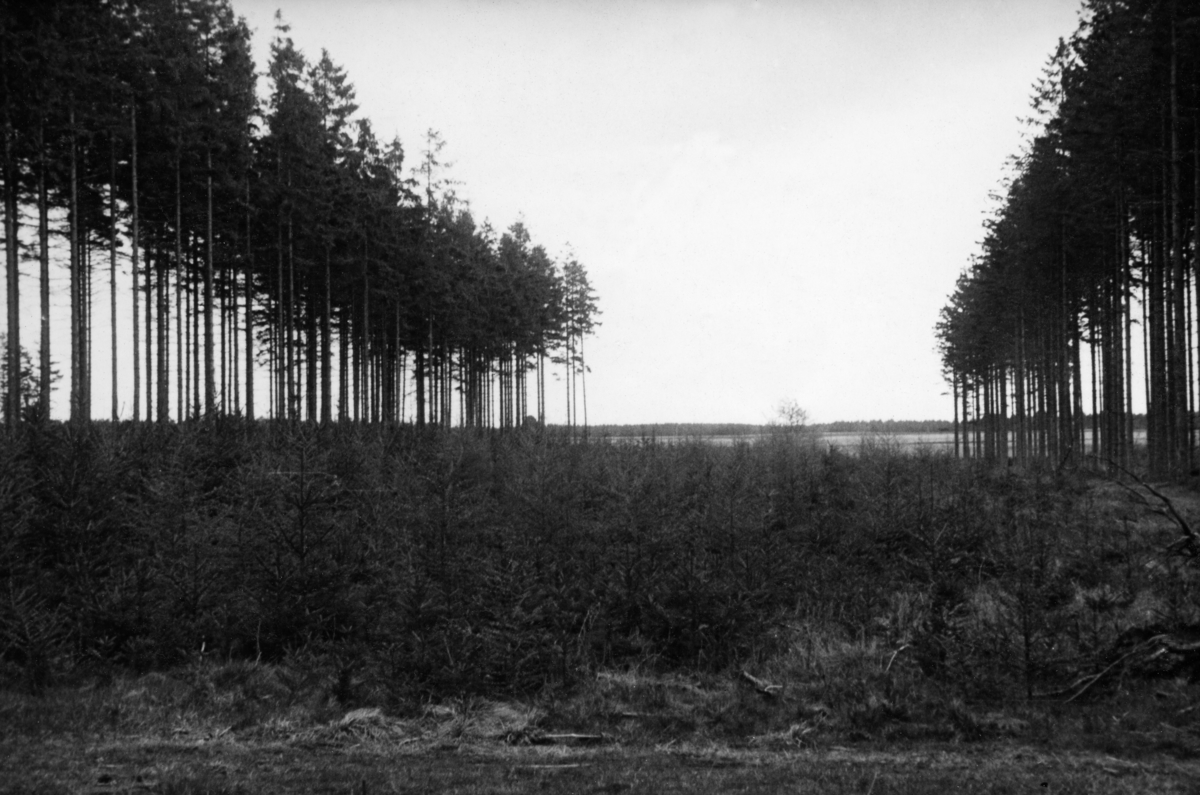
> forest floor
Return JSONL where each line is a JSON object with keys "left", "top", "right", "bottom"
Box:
{"left": 4, "top": 666, "right": 1200, "bottom": 794}
{"left": 6, "top": 733, "right": 1200, "bottom": 794}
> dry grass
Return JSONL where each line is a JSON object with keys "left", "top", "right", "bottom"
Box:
{"left": 3, "top": 656, "right": 1200, "bottom": 794}
{"left": 4, "top": 728, "right": 1199, "bottom": 794}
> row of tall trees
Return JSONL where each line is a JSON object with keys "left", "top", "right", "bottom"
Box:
{"left": 937, "top": 0, "right": 1200, "bottom": 477}
{"left": 1, "top": 0, "right": 598, "bottom": 429}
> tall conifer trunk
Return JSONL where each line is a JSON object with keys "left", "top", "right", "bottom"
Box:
{"left": 275, "top": 219, "right": 284, "bottom": 420}
{"left": 110, "top": 138, "right": 118, "bottom": 421}
{"left": 415, "top": 347, "right": 425, "bottom": 427}
{"left": 144, "top": 206, "right": 153, "bottom": 422}
{"left": 69, "top": 102, "right": 82, "bottom": 422}
{"left": 83, "top": 235, "right": 90, "bottom": 420}
{"left": 339, "top": 307, "right": 349, "bottom": 422}
{"left": 229, "top": 244, "right": 236, "bottom": 414}
{"left": 1016, "top": 313, "right": 1027, "bottom": 462}
{"left": 205, "top": 150, "right": 215, "bottom": 416}
{"left": 159, "top": 153, "right": 178, "bottom": 423}
{"left": 158, "top": 248, "right": 169, "bottom": 423}
{"left": 1123, "top": 209, "right": 1134, "bottom": 469}
{"left": 1192, "top": 101, "right": 1200, "bottom": 468}
{"left": 306, "top": 279, "right": 317, "bottom": 421}
{"left": 1170, "top": 16, "right": 1188, "bottom": 471}
{"left": 952, "top": 375, "right": 960, "bottom": 458}
{"left": 38, "top": 120, "right": 50, "bottom": 419}
{"left": 322, "top": 249, "right": 331, "bottom": 423}
{"left": 192, "top": 243, "right": 200, "bottom": 417}
{"left": 245, "top": 179, "right": 254, "bottom": 421}
{"left": 176, "top": 209, "right": 183, "bottom": 420}
{"left": 4, "top": 91, "right": 20, "bottom": 426}
{"left": 286, "top": 215, "right": 296, "bottom": 421}
{"left": 130, "top": 106, "right": 140, "bottom": 422}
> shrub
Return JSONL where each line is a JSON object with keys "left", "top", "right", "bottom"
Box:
{"left": 1, "top": 421, "right": 1195, "bottom": 708}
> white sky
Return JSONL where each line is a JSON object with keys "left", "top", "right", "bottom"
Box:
{"left": 5, "top": 0, "right": 1088, "bottom": 425}
{"left": 235, "top": 0, "right": 1086, "bottom": 425}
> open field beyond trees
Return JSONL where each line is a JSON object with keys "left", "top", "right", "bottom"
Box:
{"left": 3, "top": 422, "right": 1200, "bottom": 792}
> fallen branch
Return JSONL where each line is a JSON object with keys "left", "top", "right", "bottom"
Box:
{"left": 1064, "top": 635, "right": 1165, "bottom": 704}
{"left": 739, "top": 669, "right": 782, "bottom": 699}
{"left": 1088, "top": 455, "right": 1198, "bottom": 558}
{"left": 1161, "top": 636, "right": 1200, "bottom": 655}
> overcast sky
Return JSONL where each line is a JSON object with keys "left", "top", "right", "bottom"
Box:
{"left": 233, "top": 0, "right": 1083, "bottom": 425}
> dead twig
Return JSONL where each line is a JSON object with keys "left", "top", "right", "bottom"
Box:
{"left": 885, "top": 644, "right": 911, "bottom": 673}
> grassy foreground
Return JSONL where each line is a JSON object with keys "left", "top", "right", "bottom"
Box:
{"left": 2, "top": 421, "right": 1200, "bottom": 791}
{"left": 2, "top": 663, "right": 1198, "bottom": 793}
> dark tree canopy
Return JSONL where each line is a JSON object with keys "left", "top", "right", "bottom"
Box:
{"left": 938, "top": 0, "right": 1200, "bottom": 477}
{"left": 0, "top": 0, "right": 599, "bottom": 429}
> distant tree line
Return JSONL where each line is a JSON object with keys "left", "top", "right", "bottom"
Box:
{"left": 1, "top": 0, "right": 599, "bottom": 429}
{"left": 591, "top": 423, "right": 766, "bottom": 439}
{"left": 814, "top": 419, "right": 953, "bottom": 434}
{"left": 589, "top": 420, "right": 962, "bottom": 438}
{"left": 938, "top": 0, "right": 1200, "bottom": 476}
